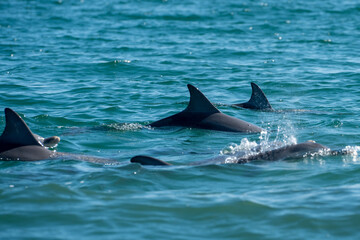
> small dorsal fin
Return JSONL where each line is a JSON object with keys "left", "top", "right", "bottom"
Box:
{"left": 236, "top": 82, "right": 272, "bottom": 110}
{"left": 184, "top": 84, "right": 220, "bottom": 114}
{"left": 247, "top": 82, "right": 272, "bottom": 109}
{"left": 0, "top": 108, "right": 42, "bottom": 146}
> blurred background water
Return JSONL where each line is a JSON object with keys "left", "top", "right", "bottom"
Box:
{"left": 1, "top": 0, "right": 360, "bottom": 239}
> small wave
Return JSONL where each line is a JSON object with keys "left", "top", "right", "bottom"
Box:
{"left": 59, "top": 122, "right": 149, "bottom": 136}
{"left": 95, "top": 59, "right": 134, "bottom": 67}
{"left": 105, "top": 123, "right": 145, "bottom": 131}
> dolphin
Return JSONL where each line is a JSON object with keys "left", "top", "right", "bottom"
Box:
{"left": 233, "top": 82, "right": 273, "bottom": 110}
{"left": 33, "top": 134, "right": 60, "bottom": 148}
{"left": 130, "top": 141, "right": 330, "bottom": 166}
{"left": 0, "top": 108, "right": 118, "bottom": 164}
{"left": 149, "top": 84, "right": 263, "bottom": 133}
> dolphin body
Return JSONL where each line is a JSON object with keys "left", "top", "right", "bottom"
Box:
{"left": 131, "top": 141, "right": 329, "bottom": 166}
{"left": 149, "top": 84, "right": 262, "bottom": 133}
{"left": 0, "top": 108, "right": 117, "bottom": 164}
{"left": 233, "top": 82, "right": 273, "bottom": 110}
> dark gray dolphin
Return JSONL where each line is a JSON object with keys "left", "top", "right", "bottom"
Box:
{"left": 131, "top": 141, "right": 329, "bottom": 166}
{"left": 149, "top": 84, "right": 263, "bottom": 133}
{"left": 233, "top": 82, "right": 273, "bottom": 110}
{"left": 0, "top": 108, "right": 117, "bottom": 164}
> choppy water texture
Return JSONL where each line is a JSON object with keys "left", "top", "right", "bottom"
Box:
{"left": 1, "top": 0, "right": 360, "bottom": 239}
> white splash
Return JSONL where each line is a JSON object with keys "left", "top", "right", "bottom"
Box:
{"left": 341, "top": 146, "right": 360, "bottom": 163}
{"left": 107, "top": 123, "right": 144, "bottom": 131}
{"left": 220, "top": 120, "right": 298, "bottom": 160}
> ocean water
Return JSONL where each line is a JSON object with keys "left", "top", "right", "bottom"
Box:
{"left": 1, "top": 0, "right": 360, "bottom": 239}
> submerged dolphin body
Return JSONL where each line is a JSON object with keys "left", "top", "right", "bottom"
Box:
{"left": 234, "top": 82, "right": 273, "bottom": 110}
{"left": 149, "top": 84, "right": 262, "bottom": 133}
{"left": 131, "top": 141, "right": 329, "bottom": 166}
{"left": 0, "top": 108, "right": 117, "bottom": 164}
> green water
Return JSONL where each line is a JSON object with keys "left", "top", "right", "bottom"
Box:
{"left": 1, "top": 0, "right": 360, "bottom": 239}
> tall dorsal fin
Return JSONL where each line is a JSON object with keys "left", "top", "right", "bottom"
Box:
{"left": 184, "top": 84, "right": 220, "bottom": 114}
{"left": 0, "top": 108, "right": 42, "bottom": 146}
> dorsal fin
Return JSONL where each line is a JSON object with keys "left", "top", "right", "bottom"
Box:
{"left": 247, "top": 82, "right": 272, "bottom": 109}
{"left": 236, "top": 82, "right": 272, "bottom": 110}
{"left": 0, "top": 108, "right": 42, "bottom": 146}
{"left": 184, "top": 84, "right": 220, "bottom": 114}
{"left": 131, "top": 155, "right": 172, "bottom": 166}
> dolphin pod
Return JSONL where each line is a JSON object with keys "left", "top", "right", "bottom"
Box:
{"left": 149, "top": 84, "right": 263, "bottom": 133}
{"left": 130, "top": 141, "right": 330, "bottom": 166}
{"left": 0, "top": 108, "right": 117, "bottom": 164}
{"left": 0, "top": 106, "right": 331, "bottom": 165}
{"left": 0, "top": 83, "right": 343, "bottom": 165}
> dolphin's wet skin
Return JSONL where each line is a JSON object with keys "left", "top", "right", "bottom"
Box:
{"left": 149, "top": 84, "right": 263, "bottom": 133}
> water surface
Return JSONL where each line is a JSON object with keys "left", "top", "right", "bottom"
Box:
{"left": 1, "top": 0, "right": 360, "bottom": 239}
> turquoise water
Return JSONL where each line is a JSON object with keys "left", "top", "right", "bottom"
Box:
{"left": 1, "top": 0, "right": 360, "bottom": 239}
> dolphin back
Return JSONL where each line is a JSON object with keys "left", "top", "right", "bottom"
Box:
{"left": 243, "top": 141, "right": 328, "bottom": 162}
{"left": 130, "top": 142, "right": 328, "bottom": 166}
{"left": 149, "top": 84, "right": 262, "bottom": 132}
{"left": 131, "top": 155, "right": 172, "bottom": 166}
{"left": 149, "top": 84, "right": 220, "bottom": 128}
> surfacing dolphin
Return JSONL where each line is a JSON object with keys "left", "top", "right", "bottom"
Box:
{"left": 34, "top": 134, "right": 60, "bottom": 148}
{"left": 233, "top": 83, "right": 322, "bottom": 113}
{"left": 149, "top": 84, "right": 262, "bottom": 133}
{"left": 233, "top": 82, "right": 273, "bottom": 110}
{"left": 0, "top": 108, "right": 117, "bottom": 164}
{"left": 130, "top": 141, "right": 332, "bottom": 166}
